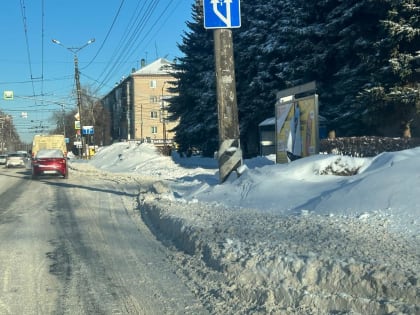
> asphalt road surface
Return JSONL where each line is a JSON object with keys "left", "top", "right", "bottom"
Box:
{"left": 0, "top": 166, "right": 209, "bottom": 315}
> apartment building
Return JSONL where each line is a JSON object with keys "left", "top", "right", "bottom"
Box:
{"left": 101, "top": 58, "right": 178, "bottom": 147}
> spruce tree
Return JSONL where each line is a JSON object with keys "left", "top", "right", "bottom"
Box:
{"left": 234, "top": 0, "right": 291, "bottom": 156}
{"left": 169, "top": 2, "right": 218, "bottom": 156}
{"left": 357, "top": 0, "right": 420, "bottom": 136}
{"left": 170, "top": 0, "right": 420, "bottom": 157}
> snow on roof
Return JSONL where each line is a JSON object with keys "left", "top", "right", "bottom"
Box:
{"left": 259, "top": 117, "right": 275, "bottom": 126}
{"left": 132, "top": 58, "right": 173, "bottom": 76}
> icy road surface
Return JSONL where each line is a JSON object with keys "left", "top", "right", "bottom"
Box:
{"left": 0, "top": 167, "right": 208, "bottom": 315}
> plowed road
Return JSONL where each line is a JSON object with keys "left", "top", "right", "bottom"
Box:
{"left": 0, "top": 166, "right": 208, "bottom": 315}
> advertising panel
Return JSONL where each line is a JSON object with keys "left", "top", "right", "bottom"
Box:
{"left": 275, "top": 100, "right": 294, "bottom": 164}
{"left": 299, "top": 95, "right": 319, "bottom": 157}
{"left": 276, "top": 94, "right": 319, "bottom": 163}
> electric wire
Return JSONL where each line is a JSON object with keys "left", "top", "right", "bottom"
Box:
{"left": 51, "top": 0, "right": 182, "bottom": 97}
{"left": 93, "top": 0, "right": 180, "bottom": 95}
{"left": 82, "top": 0, "right": 126, "bottom": 70}
{"left": 93, "top": 0, "right": 161, "bottom": 93}
{"left": 95, "top": 0, "right": 150, "bottom": 81}
{"left": 131, "top": 0, "right": 181, "bottom": 62}
{"left": 11, "top": 0, "right": 187, "bottom": 140}
{"left": 19, "top": 0, "right": 37, "bottom": 100}
{"left": 85, "top": 0, "right": 147, "bottom": 93}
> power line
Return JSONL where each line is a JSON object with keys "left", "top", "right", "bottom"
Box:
{"left": 82, "top": 0, "right": 127, "bottom": 70}
{"left": 19, "top": 0, "right": 37, "bottom": 99}
{"left": 93, "top": 0, "right": 159, "bottom": 91}
{"left": 132, "top": 1, "right": 181, "bottom": 61}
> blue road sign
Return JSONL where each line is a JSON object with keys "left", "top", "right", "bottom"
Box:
{"left": 203, "top": 0, "right": 241, "bottom": 29}
{"left": 82, "top": 126, "right": 94, "bottom": 135}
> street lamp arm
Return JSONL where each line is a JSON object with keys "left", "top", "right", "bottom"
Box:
{"left": 51, "top": 38, "right": 95, "bottom": 54}
{"left": 74, "top": 38, "right": 95, "bottom": 54}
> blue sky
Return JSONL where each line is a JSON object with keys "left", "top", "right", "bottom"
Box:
{"left": 0, "top": 0, "right": 195, "bottom": 142}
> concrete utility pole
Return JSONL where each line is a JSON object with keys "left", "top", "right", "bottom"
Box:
{"left": 52, "top": 38, "right": 95, "bottom": 158}
{"left": 203, "top": 0, "right": 242, "bottom": 182}
{"left": 74, "top": 54, "right": 83, "bottom": 153}
{"left": 214, "top": 28, "right": 242, "bottom": 183}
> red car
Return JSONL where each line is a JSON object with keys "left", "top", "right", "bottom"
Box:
{"left": 32, "top": 149, "right": 68, "bottom": 179}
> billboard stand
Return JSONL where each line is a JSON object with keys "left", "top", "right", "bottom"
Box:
{"left": 275, "top": 82, "right": 319, "bottom": 164}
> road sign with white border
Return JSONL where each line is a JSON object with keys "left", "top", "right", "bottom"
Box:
{"left": 3, "top": 90, "right": 14, "bottom": 100}
{"left": 82, "top": 126, "right": 94, "bottom": 135}
{"left": 203, "top": 0, "right": 241, "bottom": 29}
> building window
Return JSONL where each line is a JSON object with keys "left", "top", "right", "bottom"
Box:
{"left": 150, "top": 80, "right": 157, "bottom": 89}
{"left": 151, "top": 126, "right": 158, "bottom": 134}
{"left": 150, "top": 111, "right": 158, "bottom": 118}
{"left": 149, "top": 96, "right": 158, "bottom": 103}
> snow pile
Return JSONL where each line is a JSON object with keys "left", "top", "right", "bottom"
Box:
{"left": 72, "top": 142, "right": 420, "bottom": 314}
{"left": 87, "top": 142, "right": 218, "bottom": 180}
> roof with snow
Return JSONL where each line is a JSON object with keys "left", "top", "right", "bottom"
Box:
{"left": 259, "top": 117, "right": 275, "bottom": 126}
{"left": 132, "top": 58, "right": 173, "bottom": 76}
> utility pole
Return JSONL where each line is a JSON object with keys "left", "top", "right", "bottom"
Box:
{"left": 52, "top": 38, "right": 95, "bottom": 158}
{"left": 60, "top": 103, "right": 66, "bottom": 138}
{"left": 214, "top": 28, "right": 242, "bottom": 182}
{"left": 203, "top": 0, "right": 242, "bottom": 182}
{"left": 74, "top": 54, "right": 83, "bottom": 156}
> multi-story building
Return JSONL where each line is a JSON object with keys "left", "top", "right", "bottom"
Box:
{"left": 101, "top": 58, "right": 178, "bottom": 147}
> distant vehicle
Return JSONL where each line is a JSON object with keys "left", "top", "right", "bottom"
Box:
{"left": 31, "top": 149, "right": 68, "bottom": 179}
{"left": 31, "top": 134, "right": 67, "bottom": 159}
{"left": 0, "top": 154, "right": 7, "bottom": 165}
{"left": 6, "top": 152, "right": 28, "bottom": 168}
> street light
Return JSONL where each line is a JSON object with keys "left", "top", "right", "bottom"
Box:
{"left": 52, "top": 38, "right": 95, "bottom": 158}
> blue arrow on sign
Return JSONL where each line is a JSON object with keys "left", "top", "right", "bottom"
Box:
{"left": 203, "top": 0, "right": 241, "bottom": 29}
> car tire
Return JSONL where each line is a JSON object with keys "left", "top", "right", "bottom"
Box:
{"left": 63, "top": 165, "right": 69, "bottom": 179}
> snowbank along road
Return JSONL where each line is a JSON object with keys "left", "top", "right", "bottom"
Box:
{"left": 74, "top": 159, "right": 419, "bottom": 315}
{"left": 140, "top": 191, "right": 420, "bottom": 315}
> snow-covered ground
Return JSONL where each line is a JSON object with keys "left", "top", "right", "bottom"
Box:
{"left": 71, "top": 142, "right": 419, "bottom": 314}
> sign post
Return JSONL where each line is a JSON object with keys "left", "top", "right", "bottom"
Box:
{"left": 203, "top": 0, "right": 242, "bottom": 183}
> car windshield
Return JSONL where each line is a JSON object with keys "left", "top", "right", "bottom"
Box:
{"left": 36, "top": 149, "right": 64, "bottom": 158}
{"left": 8, "top": 153, "right": 26, "bottom": 158}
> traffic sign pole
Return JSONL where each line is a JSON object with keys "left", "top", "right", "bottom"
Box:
{"left": 214, "top": 28, "right": 242, "bottom": 182}
{"left": 203, "top": 0, "right": 243, "bottom": 182}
